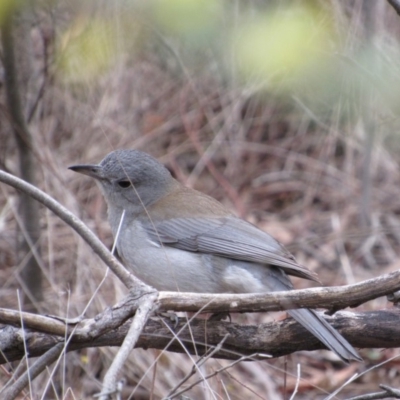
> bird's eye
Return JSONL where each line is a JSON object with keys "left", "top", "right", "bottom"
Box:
{"left": 117, "top": 180, "right": 131, "bottom": 188}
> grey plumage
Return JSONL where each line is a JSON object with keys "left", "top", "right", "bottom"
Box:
{"left": 69, "top": 149, "right": 362, "bottom": 362}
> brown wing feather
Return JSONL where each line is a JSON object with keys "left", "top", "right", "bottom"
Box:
{"left": 143, "top": 186, "right": 319, "bottom": 282}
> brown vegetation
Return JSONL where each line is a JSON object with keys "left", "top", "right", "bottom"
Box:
{"left": 2, "top": 1, "right": 400, "bottom": 399}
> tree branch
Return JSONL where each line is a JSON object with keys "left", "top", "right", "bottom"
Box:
{"left": 98, "top": 292, "right": 158, "bottom": 400}
{"left": 1, "top": 309, "right": 400, "bottom": 366}
{"left": 1, "top": 343, "right": 64, "bottom": 400}
{"left": 1, "top": 266, "right": 399, "bottom": 341}
{"left": 0, "top": 169, "right": 151, "bottom": 294}
{"left": 157, "top": 270, "right": 400, "bottom": 313}
{"left": 0, "top": 167, "right": 159, "bottom": 399}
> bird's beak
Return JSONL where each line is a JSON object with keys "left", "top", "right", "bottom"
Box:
{"left": 68, "top": 164, "right": 103, "bottom": 180}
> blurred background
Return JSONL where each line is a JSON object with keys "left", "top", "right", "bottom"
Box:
{"left": 1, "top": 0, "right": 400, "bottom": 398}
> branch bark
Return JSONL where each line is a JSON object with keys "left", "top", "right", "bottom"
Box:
{"left": 1, "top": 266, "right": 399, "bottom": 340}
{"left": 157, "top": 270, "right": 400, "bottom": 313}
{"left": 1, "top": 309, "right": 399, "bottom": 366}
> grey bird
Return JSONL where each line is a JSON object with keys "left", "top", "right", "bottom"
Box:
{"left": 69, "top": 149, "right": 361, "bottom": 362}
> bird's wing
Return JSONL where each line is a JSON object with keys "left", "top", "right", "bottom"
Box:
{"left": 143, "top": 216, "right": 319, "bottom": 282}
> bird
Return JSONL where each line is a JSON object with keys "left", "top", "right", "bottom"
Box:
{"left": 69, "top": 149, "right": 361, "bottom": 362}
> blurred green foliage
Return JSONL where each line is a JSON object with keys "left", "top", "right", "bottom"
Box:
{"left": 57, "top": 17, "right": 120, "bottom": 82}
{"left": 152, "top": 0, "right": 222, "bottom": 41}
{"left": 50, "top": 0, "right": 400, "bottom": 127}
{"left": 0, "top": 0, "right": 23, "bottom": 26}
{"left": 233, "top": 4, "right": 334, "bottom": 88}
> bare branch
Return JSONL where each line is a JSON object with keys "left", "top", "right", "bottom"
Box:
{"left": 346, "top": 384, "right": 400, "bottom": 400}
{"left": 166, "top": 334, "right": 232, "bottom": 398}
{"left": 1, "top": 265, "right": 399, "bottom": 340}
{"left": 0, "top": 169, "right": 151, "bottom": 294}
{"left": 2, "top": 309, "right": 400, "bottom": 365}
{"left": 98, "top": 292, "right": 158, "bottom": 400}
{"left": 157, "top": 270, "right": 400, "bottom": 313}
{"left": 0, "top": 170, "right": 159, "bottom": 399}
{"left": 1, "top": 343, "right": 64, "bottom": 400}
{"left": 169, "top": 352, "right": 263, "bottom": 399}
{"left": 387, "top": 0, "right": 400, "bottom": 16}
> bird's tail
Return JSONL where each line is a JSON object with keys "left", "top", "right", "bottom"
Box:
{"left": 287, "top": 308, "right": 362, "bottom": 362}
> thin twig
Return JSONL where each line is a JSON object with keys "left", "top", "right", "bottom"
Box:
{"left": 168, "top": 353, "right": 264, "bottom": 399}
{"left": 128, "top": 307, "right": 218, "bottom": 398}
{"left": 0, "top": 169, "right": 148, "bottom": 292}
{"left": 18, "top": 290, "right": 33, "bottom": 400}
{"left": 324, "top": 353, "right": 400, "bottom": 400}
{"left": 1, "top": 343, "right": 64, "bottom": 400}
{"left": 289, "top": 364, "right": 301, "bottom": 400}
{"left": 345, "top": 384, "right": 400, "bottom": 400}
{"left": 159, "top": 312, "right": 218, "bottom": 395}
{"left": 97, "top": 292, "right": 158, "bottom": 400}
{"left": 0, "top": 170, "right": 159, "bottom": 400}
{"left": 166, "top": 334, "right": 231, "bottom": 398}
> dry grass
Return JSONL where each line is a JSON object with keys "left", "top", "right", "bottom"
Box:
{"left": 2, "top": 1, "right": 400, "bottom": 399}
